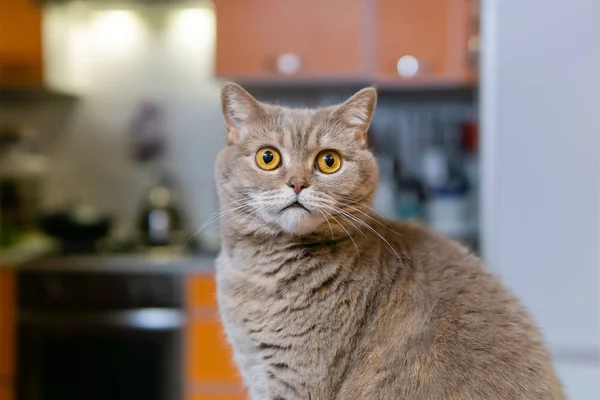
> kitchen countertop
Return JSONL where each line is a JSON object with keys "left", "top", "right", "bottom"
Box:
{"left": 1, "top": 236, "right": 217, "bottom": 274}
{"left": 0, "top": 235, "right": 59, "bottom": 267}
{"left": 18, "top": 253, "right": 216, "bottom": 274}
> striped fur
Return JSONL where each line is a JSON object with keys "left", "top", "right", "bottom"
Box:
{"left": 214, "top": 83, "right": 565, "bottom": 400}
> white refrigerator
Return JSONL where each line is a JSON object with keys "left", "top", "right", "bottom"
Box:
{"left": 481, "top": 0, "right": 599, "bottom": 398}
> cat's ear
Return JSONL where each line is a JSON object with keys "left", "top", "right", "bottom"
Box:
{"left": 221, "top": 82, "right": 265, "bottom": 145}
{"left": 332, "top": 87, "right": 377, "bottom": 148}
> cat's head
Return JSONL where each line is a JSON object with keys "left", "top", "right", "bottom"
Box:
{"left": 215, "top": 83, "right": 379, "bottom": 237}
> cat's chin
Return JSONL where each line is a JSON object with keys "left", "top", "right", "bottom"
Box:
{"left": 272, "top": 210, "right": 323, "bottom": 236}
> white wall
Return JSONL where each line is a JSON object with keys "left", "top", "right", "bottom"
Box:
{"left": 481, "top": 0, "right": 600, "bottom": 398}
{"left": 42, "top": 2, "right": 225, "bottom": 241}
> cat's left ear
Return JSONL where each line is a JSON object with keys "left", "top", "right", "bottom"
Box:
{"left": 332, "top": 87, "right": 377, "bottom": 148}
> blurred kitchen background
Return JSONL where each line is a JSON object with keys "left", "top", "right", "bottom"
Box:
{"left": 0, "top": 0, "right": 597, "bottom": 399}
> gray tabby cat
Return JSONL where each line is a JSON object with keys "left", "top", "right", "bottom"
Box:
{"left": 215, "top": 83, "right": 565, "bottom": 400}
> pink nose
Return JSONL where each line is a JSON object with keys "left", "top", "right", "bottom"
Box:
{"left": 288, "top": 178, "right": 308, "bottom": 194}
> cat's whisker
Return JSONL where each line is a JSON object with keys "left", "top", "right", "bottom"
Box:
{"left": 202, "top": 204, "right": 263, "bottom": 238}
{"left": 338, "top": 195, "right": 394, "bottom": 218}
{"left": 333, "top": 199, "right": 398, "bottom": 234}
{"left": 195, "top": 197, "right": 253, "bottom": 226}
{"left": 227, "top": 209, "right": 261, "bottom": 240}
{"left": 321, "top": 202, "right": 400, "bottom": 260}
{"left": 199, "top": 203, "right": 253, "bottom": 230}
{"left": 186, "top": 204, "right": 235, "bottom": 243}
{"left": 336, "top": 197, "right": 397, "bottom": 232}
{"left": 321, "top": 208, "right": 359, "bottom": 255}
{"left": 341, "top": 210, "right": 400, "bottom": 260}
{"left": 193, "top": 209, "right": 250, "bottom": 239}
{"left": 316, "top": 208, "right": 335, "bottom": 239}
{"left": 321, "top": 204, "right": 366, "bottom": 237}
{"left": 186, "top": 202, "right": 255, "bottom": 243}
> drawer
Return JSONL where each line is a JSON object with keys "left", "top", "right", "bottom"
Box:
{"left": 0, "top": 271, "right": 15, "bottom": 377}
{"left": 187, "top": 380, "right": 246, "bottom": 400}
{"left": 187, "top": 274, "right": 218, "bottom": 308}
{"left": 0, "top": 386, "right": 13, "bottom": 400}
{"left": 186, "top": 319, "right": 240, "bottom": 383}
{"left": 188, "top": 396, "right": 244, "bottom": 400}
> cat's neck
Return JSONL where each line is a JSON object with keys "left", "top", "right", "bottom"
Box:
{"left": 222, "top": 224, "right": 360, "bottom": 250}
{"left": 221, "top": 230, "right": 345, "bottom": 256}
{"left": 220, "top": 224, "right": 381, "bottom": 277}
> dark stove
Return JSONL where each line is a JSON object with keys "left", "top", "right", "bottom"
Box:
{"left": 16, "top": 269, "right": 185, "bottom": 400}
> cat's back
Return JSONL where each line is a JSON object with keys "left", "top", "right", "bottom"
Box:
{"left": 338, "top": 221, "right": 566, "bottom": 399}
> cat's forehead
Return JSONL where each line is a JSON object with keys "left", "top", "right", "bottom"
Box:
{"left": 245, "top": 107, "right": 353, "bottom": 153}
{"left": 273, "top": 108, "right": 324, "bottom": 149}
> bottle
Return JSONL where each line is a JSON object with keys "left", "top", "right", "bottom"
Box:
{"left": 394, "top": 158, "right": 424, "bottom": 221}
{"left": 369, "top": 129, "right": 398, "bottom": 220}
{"left": 138, "top": 172, "right": 184, "bottom": 247}
{"left": 373, "top": 155, "right": 398, "bottom": 220}
{"left": 422, "top": 142, "right": 470, "bottom": 240}
{"left": 462, "top": 121, "right": 479, "bottom": 236}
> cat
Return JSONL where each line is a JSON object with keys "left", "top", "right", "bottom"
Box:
{"left": 214, "top": 82, "right": 565, "bottom": 400}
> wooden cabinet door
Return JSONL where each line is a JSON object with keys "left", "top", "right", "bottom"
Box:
{"left": 0, "top": 0, "right": 43, "bottom": 85}
{"left": 215, "top": 0, "right": 365, "bottom": 80}
{"left": 185, "top": 274, "right": 246, "bottom": 400}
{"left": 375, "top": 0, "right": 473, "bottom": 85}
{"left": 0, "top": 270, "right": 15, "bottom": 400}
{"left": 0, "top": 387, "right": 13, "bottom": 400}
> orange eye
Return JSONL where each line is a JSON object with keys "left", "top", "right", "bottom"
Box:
{"left": 315, "top": 150, "right": 342, "bottom": 174}
{"left": 256, "top": 147, "right": 281, "bottom": 171}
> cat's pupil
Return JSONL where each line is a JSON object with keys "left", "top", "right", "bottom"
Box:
{"left": 324, "top": 154, "right": 335, "bottom": 167}
{"left": 263, "top": 151, "right": 274, "bottom": 164}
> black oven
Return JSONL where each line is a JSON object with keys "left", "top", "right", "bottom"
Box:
{"left": 17, "top": 270, "right": 184, "bottom": 400}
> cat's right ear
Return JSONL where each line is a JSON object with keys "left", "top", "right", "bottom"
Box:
{"left": 221, "top": 82, "right": 264, "bottom": 145}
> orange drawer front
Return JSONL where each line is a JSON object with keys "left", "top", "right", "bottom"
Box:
{"left": 186, "top": 380, "right": 246, "bottom": 400}
{"left": 186, "top": 273, "right": 244, "bottom": 398}
{"left": 0, "top": 386, "right": 13, "bottom": 400}
{"left": 188, "top": 396, "right": 244, "bottom": 400}
{"left": 187, "top": 274, "right": 218, "bottom": 308}
{"left": 0, "top": 270, "right": 15, "bottom": 378}
{"left": 186, "top": 319, "right": 240, "bottom": 383}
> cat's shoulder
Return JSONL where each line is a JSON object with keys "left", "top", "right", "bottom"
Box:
{"left": 385, "top": 220, "right": 483, "bottom": 278}
{"left": 388, "top": 220, "right": 473, "bottom": 256}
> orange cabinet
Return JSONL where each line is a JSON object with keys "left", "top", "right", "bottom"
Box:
{"left": 185, "top": 274, "right": 245, "bottom": 400}
{"left": 188, "top": 397, "right": 244, "bottom": 400}
{"left": 215, "top": 0, "right": 365, "bottom": 80}
{"left": 0, "top": 387, "right": 13, "bottom": 400}
{"left": 0, "top": 270, "right": 15, "bottom": 400}
{"left": 375, "top": 0, "right": 475, "bottom": 85}
{"left": 187, "top": 320, "right": 240, "bottom": 383}
{"left": 0, "top": 0, "right": 43, "bottom": 86}
{"left": 215, "top": 0, "right": 478, "bottom": 86}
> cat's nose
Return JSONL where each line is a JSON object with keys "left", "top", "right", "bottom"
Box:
{"left": 287, "top": 178, "right": 309, "bottom": 194}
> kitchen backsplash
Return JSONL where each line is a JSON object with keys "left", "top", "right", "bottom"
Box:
{"left": 38, "top": 1, "right": 226, "bottom": 242}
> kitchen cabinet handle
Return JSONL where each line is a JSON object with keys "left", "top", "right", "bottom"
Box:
{"left": 396, "top": 55, "right": 420, "bottom": 78}
{"left": 20, "top": 308, "right": 186, "bottom": 330}
{"left": 275, "top": 53, "right": 302, "bottom": 75}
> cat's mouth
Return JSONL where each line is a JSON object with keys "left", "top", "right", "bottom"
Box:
{"left": 282, "top": 201, "right": 310, "bottom": 213}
